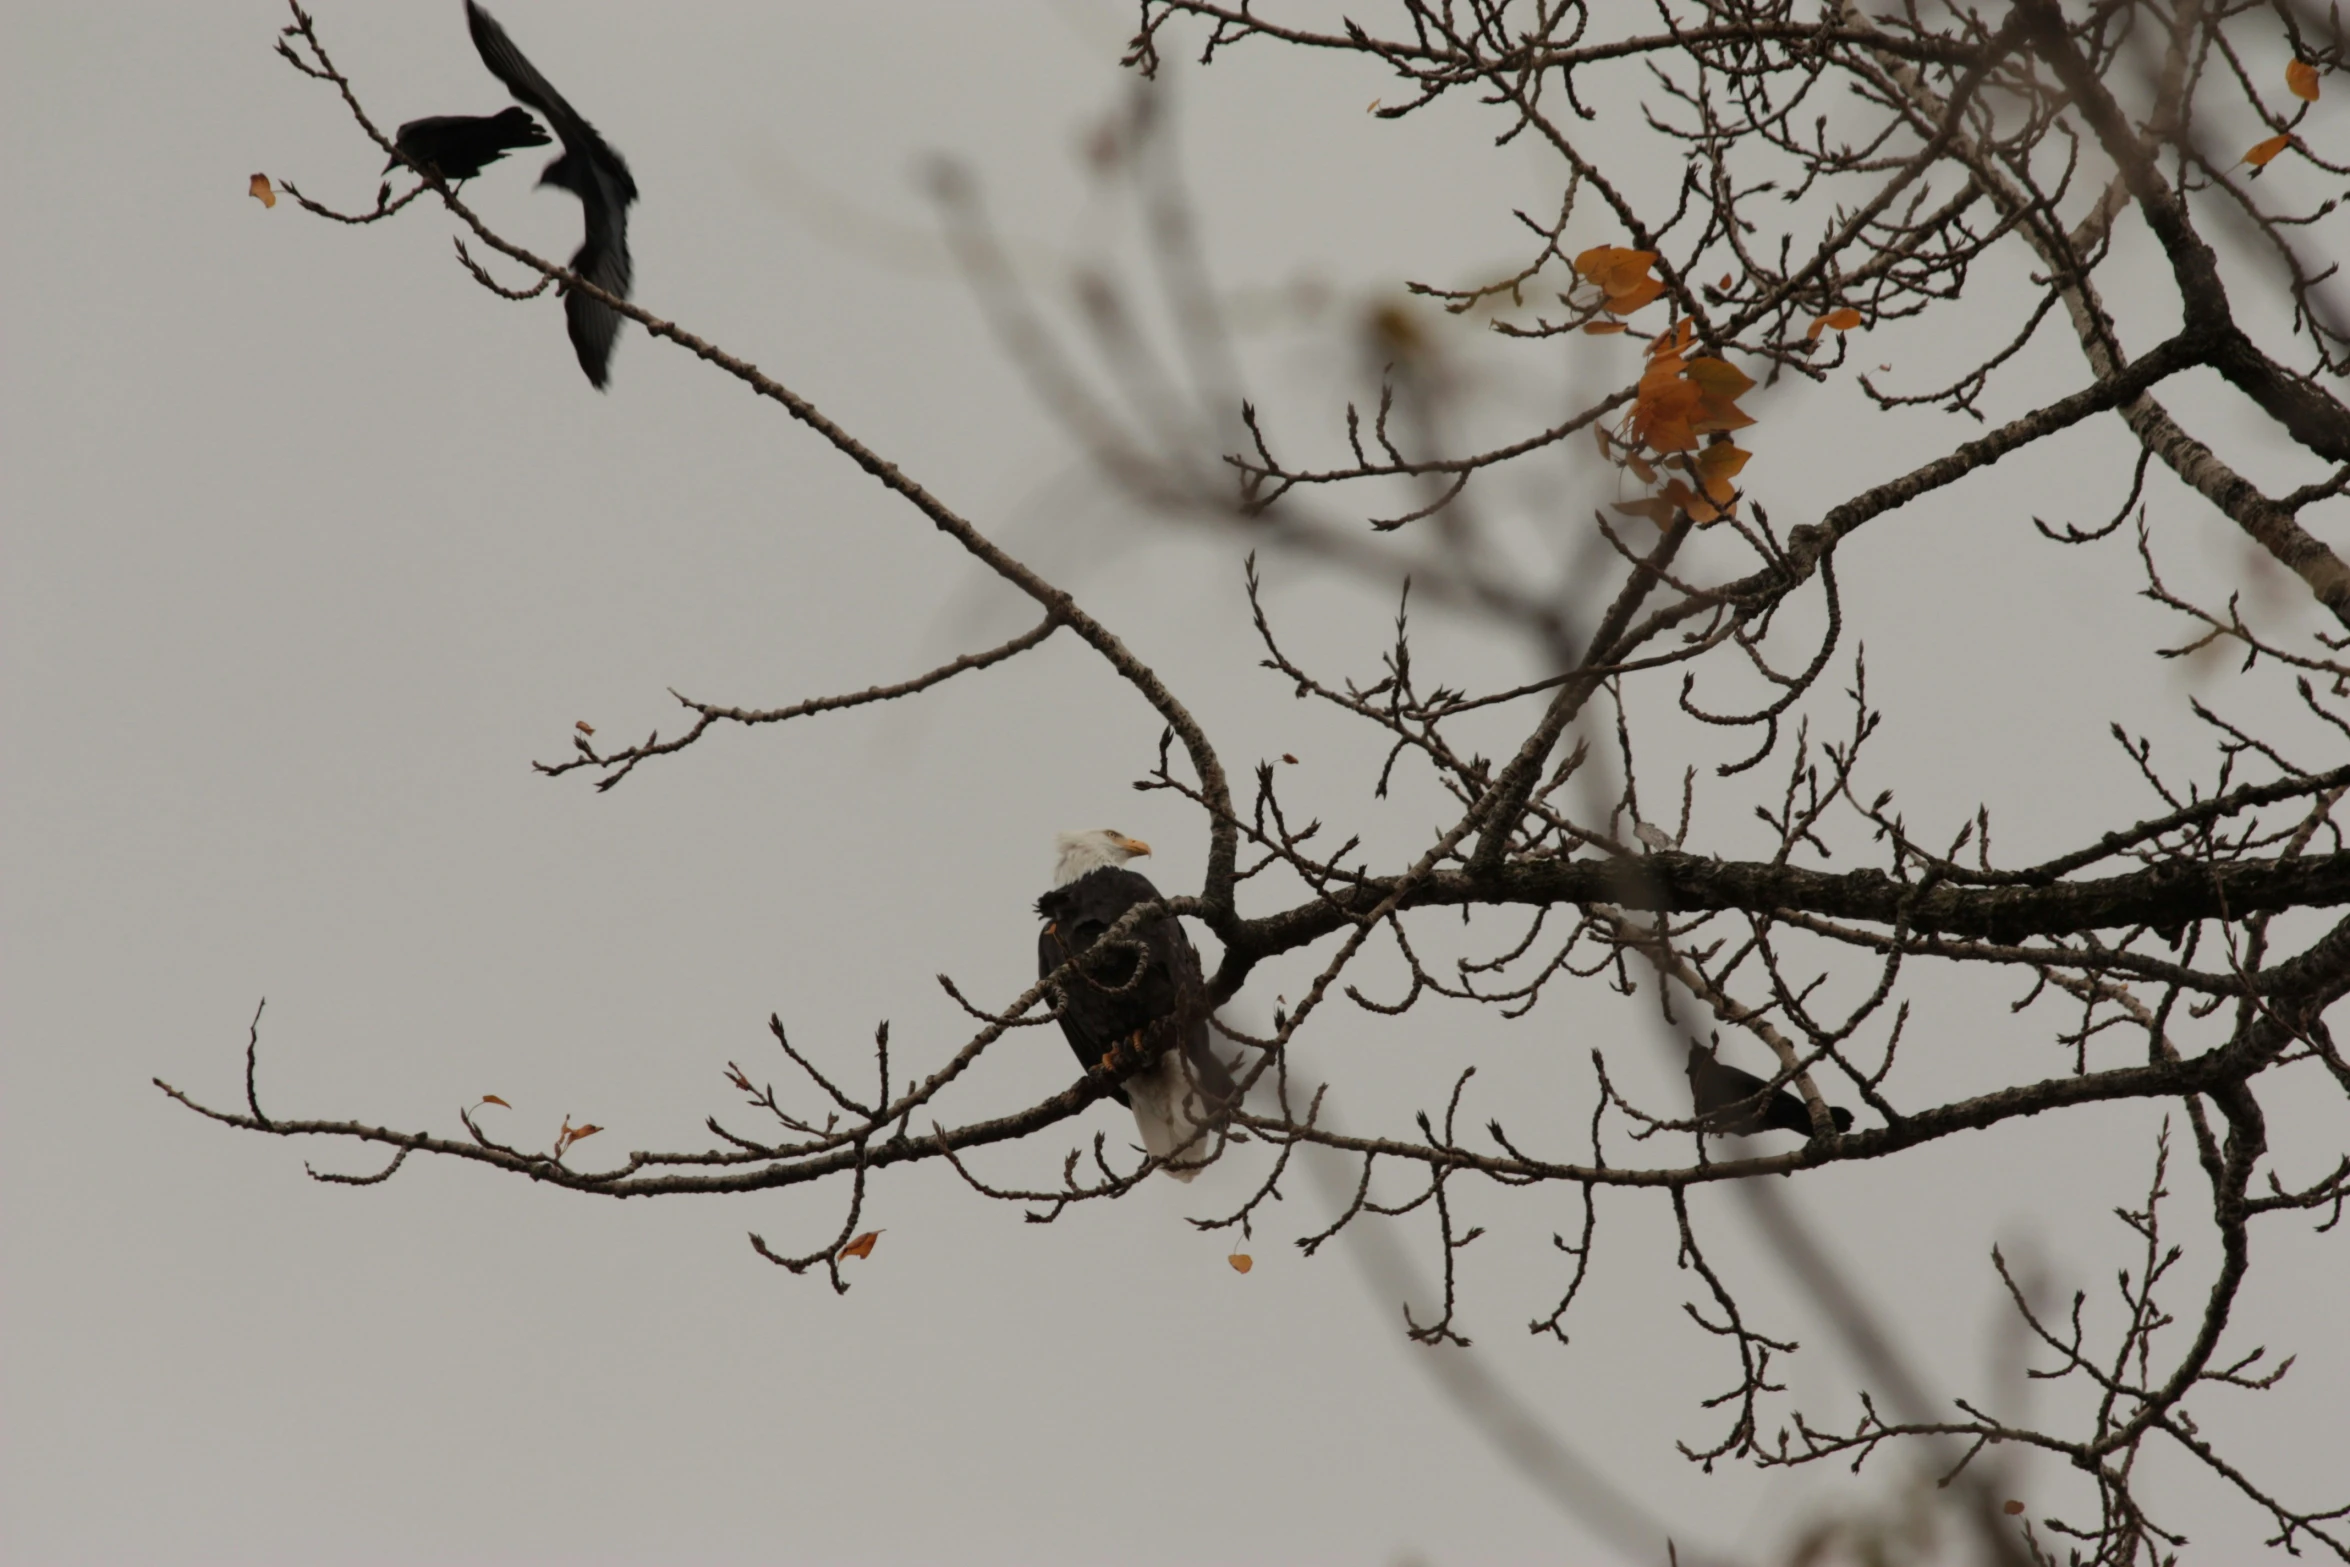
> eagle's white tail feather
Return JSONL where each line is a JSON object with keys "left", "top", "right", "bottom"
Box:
{"left": 1127, "top": 1051, "right": 1211, "bottom": 1181}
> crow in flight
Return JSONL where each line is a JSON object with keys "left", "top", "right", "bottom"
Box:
{"left": 385, "top": 106, "right": 549, "bottom": 184}
{"left": 465, "top": 2, "right": 638, "bottom": 389}
{"left": 1686, "top": 1044, "right": 1854, "bottom": 1137}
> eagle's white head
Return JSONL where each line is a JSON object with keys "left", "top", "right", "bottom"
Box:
{"left": 1052, "top": 829, "right": 1152, "bottom": 887}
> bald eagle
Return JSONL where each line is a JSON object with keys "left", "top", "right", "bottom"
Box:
{"left": 1037, "top": 830, "right": 1236, "bottom": 1180}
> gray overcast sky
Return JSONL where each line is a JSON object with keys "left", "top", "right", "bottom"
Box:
{"left": 5, "top": 3, "right": 2345, "bottom": 1564}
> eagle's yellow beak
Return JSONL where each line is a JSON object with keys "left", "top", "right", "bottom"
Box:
{"left": 1116, "top": 835, "right": 1153, "bottom": 857}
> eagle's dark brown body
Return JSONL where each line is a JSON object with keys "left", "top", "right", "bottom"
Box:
{"left": 1037, "top": 867, "right": 1234, "bottom": 1118}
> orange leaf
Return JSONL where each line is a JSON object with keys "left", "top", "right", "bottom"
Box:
{"left": 1573, "top": 247, "right": 1664, "bottom": 314}
{"left": 1635, "top": 389, "right": 1710, "bottom": 451}
{"left": 2244, "top": 132, "right": 2293, "bottom": 169}
{"left": 1626, "top": 452, "right": 1658, "bottom": 485}
{"left": 1808, "top": 307, "right": 1864, "bottom": 340}
{"left": 1693, "top": 402, "right": 1756, "bottom": 436}
{"left": 2287, "top": 58, "right": 2320, "bottom": 102}
{"left": 1658, "top": 477, "right": 1721, "bottom": 524}
{"left": 1694, "top": 442, "right": 1751, "bottom": 504}
{"left": 1280, "top": 753, "right": 1299, "bottom": 764}
{"left": 1582, "top": 320, "right": 1628, "bottom": 335}
{"left": 1718, "top": 272, "right": 1733, "bottom": 289}
{"left": 1612, "top": 496, "right": 1682, "bottom": 527}
{"left": 568, "top": 1123, "right": 601, "bottom": 1141}
{"left": 248, "top": 173, "right": 276, "bottom": 209}
{"left": 1637, "top": 360, "right": 1696, "bottom": 401}
{"left": 479, "top": 1094, "right": 510, "bottom": 1108}
{"left": 1227, "top": 1253, "right": 1254, "bottom": 1273}
{"left": 1572, "top": 245, "right": 1646, "bottom": 287}
{"left": 1687, "top": 357, "right": 1756, "bottom": 433}
{"left": 1632, "top": 384, "right": 1701, "bottom": 452}
{"left": 1602, "top": 276, "right": 1664, "bottom": 314}
{"left": 575, "top": 720, "right": 595, "bottom": 735}
{"left": 2003, "top": 1500, "right": 2027, "bottom": 1517}
{"left": 1648, "top": 319, "right": 1696, "bottom": 359}
{"left": 1686, "top": 357, "right": 1755, "bottom": 402}
{"left": 839, "top": 1231, "right": 882, "bottom": 1261}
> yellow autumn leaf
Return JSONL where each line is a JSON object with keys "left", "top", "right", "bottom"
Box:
{"left": 2286, "top": 59, "right": 2320, "bottom": 102}
{"left": 479, "top": 1094, "right": 510, "bottom": 1109}
{"left": 248, "top": 173, "right": 276, "bottom": 209}
{"left": 839, "top": 1230, "right": 883, "bottom": 1261}
{"left": 1227, "top": 1253, "right": 1254, "bottom": 1273}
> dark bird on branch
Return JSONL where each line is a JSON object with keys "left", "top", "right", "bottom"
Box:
{"left": 384, "top": 106, "right": 549, "bottom": 184}
{"left": 1687, "top": 1044, "right": 1853, "bottom": 1137}
{"left": 1037, "top": 831, "right": 1238, "bottom": 1180}
{"left": 465, "top": 1, "right": 638, "bottom": 389}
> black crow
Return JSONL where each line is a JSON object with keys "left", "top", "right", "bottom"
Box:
{"left": 1686, "top": 1045, "right": 1854, "bottom": 1137}
{"left": 385, "top": 106, "right": 549, "bottom": 183}
{"left": 464, "top": 2, "right": 638, "bottom": 389}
